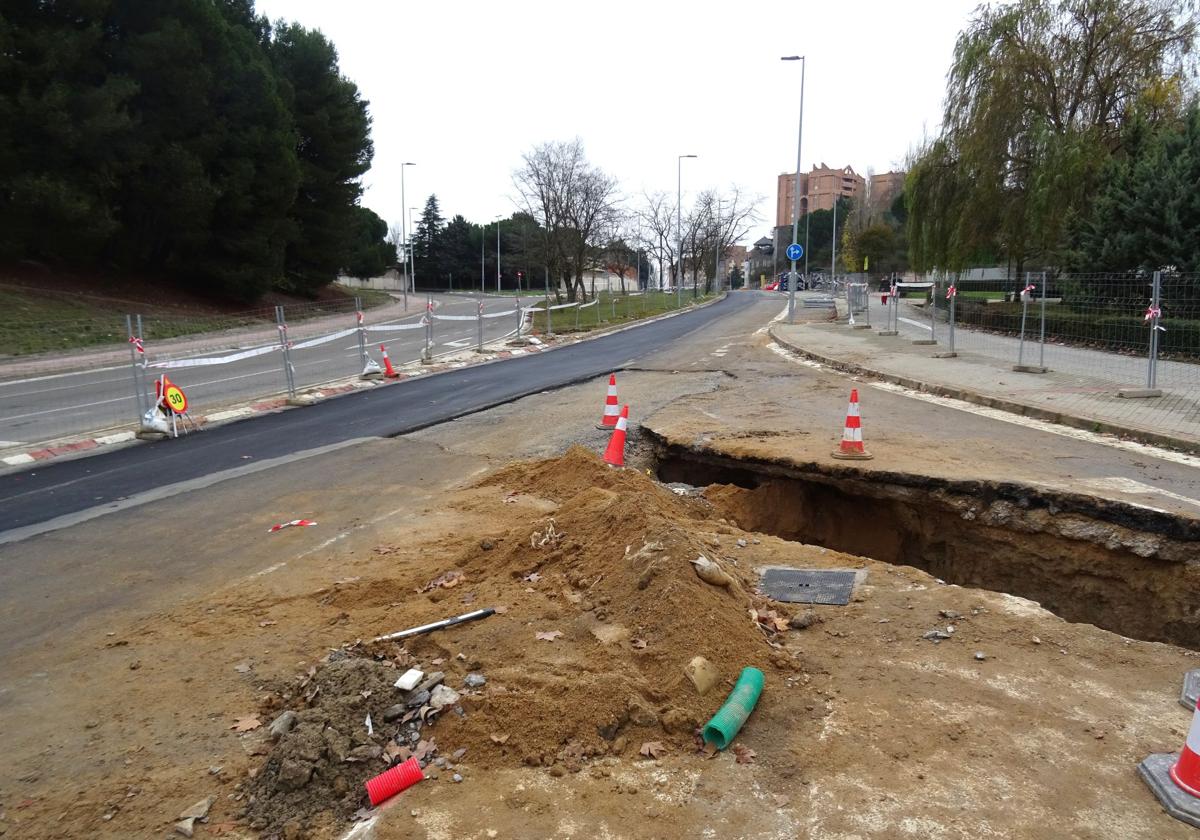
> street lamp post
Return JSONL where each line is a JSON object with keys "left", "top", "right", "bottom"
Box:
{"left": 495, "top": 217, "right": 502, "bottom": 294}
{"left": 714, "top": 199, "right": 722, "bottom": 295}
{"left": 781, "top": 55, "right": 805, "bottom": 323}
{"left": 677, "top": 154, "right": 697, "bottom": 309}
{"left": 400, "top": 162, "right": 416, "bottom": 307}
{"left": 409, "top": 206, "right": 419, "bottom": 291}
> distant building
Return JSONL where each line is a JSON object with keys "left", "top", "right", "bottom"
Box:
{"left": 868, "top": 170, "right": 906, "bottom": 215}
{"left": 776, "top": 164, "right": 866, "bottom": 227}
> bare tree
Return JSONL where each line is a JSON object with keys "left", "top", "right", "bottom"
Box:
{"left": 636, "top": 191, "right": 677, "bottom": 290}
{"left": 687, "top": 187, "right": 762, "bottom": 294}
{"left": 513, "top": 139, "right": 619, "bottom": 302}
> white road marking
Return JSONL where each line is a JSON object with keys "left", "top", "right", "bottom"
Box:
{"left": 767, "top": 342, "right": 1200, "bottom": 470}
{"left": 0, "top": 437, "right": 375, "bottom": 546}
{"left": 1079, "top": 476, "right": 1200, "bottom": 512}
{"left": 0, "top": 440, "right": 24, "bottom": 447}
{"left": 443, "top": 339, "right": 472, "bottom": 348}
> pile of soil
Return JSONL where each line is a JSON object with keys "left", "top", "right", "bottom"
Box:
{"left": 246, "top": 657, "right": 406, "bottom": 836}
{"left": 246, "top": 447, "right": 790, "bottom": 835}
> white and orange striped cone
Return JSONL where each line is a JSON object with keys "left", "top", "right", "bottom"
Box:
{"left": 380, "top": 343, "right": 399, "bottom": 379}
{"left": 1139, "top": 695, "right": 1200, "bottom": 827}
{"left": 602, "top": 405, "right": 629, "bottom": 467}
{"left": 831, "top": 389, "right": 873, "bottom": 460}
{"left": 597, "top": 374, "right": 620, "bottom": 429}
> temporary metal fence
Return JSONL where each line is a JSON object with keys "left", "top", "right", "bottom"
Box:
{"left": 880, "top": 269, "right": 1200, "bottom": 394}
{"left": 0, "top": 296, "right": 535, "bottom": 450}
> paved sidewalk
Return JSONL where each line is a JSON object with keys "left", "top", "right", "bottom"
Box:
{"left": 771, "top": 319, "right": 1200, "bottom": 452}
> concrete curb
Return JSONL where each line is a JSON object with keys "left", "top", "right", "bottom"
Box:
{"left": 768, "top": 325, "right": 1200, "bottom": 455}
{"left": 0, "top": 294, "right": 727, "bottom": 472}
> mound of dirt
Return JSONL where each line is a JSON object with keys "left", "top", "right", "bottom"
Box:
{"left": 246, "top": 657, "right": 405, "bottom": 837}
{"left": 246, "top": 448, "right": 790, "bottom": 835}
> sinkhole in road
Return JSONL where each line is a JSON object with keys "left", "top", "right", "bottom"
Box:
{"left": 652, "top": 443, "right": 1200, "bottom": 649}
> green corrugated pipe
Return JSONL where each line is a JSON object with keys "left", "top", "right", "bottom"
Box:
{"left": 701, "top": 667, "right": 764, "bottom": 750}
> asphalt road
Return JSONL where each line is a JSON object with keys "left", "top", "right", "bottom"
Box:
{"left": 0, "top": 293, "right": 522, "bottom": 447}
{"left": 0, "top": 292, "right": 752, "bottom": 538}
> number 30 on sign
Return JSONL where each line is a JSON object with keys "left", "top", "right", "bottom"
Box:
{"left": 163, "top": 383, "right": 188, "bottom": 414}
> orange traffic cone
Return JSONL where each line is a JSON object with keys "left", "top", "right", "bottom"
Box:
{"left": 831, "top": 389, "right": 873, "bottom": 460}
{"left": 597, "top": 374, "right": 620, "bottom": 429}
{"left": 380, "top": 343, "right": 399, "bottom": 378}
{"left": 602, "top": 404, "right": 629, "bottom": 467}
{"left": 1139, "top": 696, "right": 1200, "bottom": 827}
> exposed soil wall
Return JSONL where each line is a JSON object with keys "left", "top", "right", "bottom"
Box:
{"left": 654, "top": 444, "right": 1200, "bottom": 648}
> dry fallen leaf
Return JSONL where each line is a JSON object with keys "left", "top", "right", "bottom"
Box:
{"left": 489, "top": 733, "right": 510, "bottom": 745}
{"left": 631, "top": 638, "right": 648, "bottom": 650}
{"left": 639, "top": 741, "right": 667, "bottom": 759}
{"left": 419, "top": 570, "right": 465, "bottom": 594}
{"left": 230, "top": 716, "right": 261, "bottom": 733}
{"left": 535, "top": 630, "right": 563, "bottom": 642}
{"left": 733, "top": 744, "right": 757, "bottom": 764}
{"left": 431, "top": 657, "right": 445, "bottom": 666}
{"left": 701, "top": 742, "right": 719, "bottom": 759}
{"left": 412, "top": 739, "right": 437, "bottom": 762}
{"left": 384, "top": 742, "right": 410, "bottom": 764}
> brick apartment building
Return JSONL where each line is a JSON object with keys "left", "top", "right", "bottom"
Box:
{"left": 775, "top": 166, "right": 905, "bottom": 226}
{"left": 776, "top": 164, "right": 865, "bottom": 227}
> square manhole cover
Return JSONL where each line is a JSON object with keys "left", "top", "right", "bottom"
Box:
{"left": 758, "top": 567, "right": 860, "bottom": 605}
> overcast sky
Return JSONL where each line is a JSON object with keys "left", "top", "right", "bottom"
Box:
{"left": 255, "top": 0, "right": 983, "bottom": 244}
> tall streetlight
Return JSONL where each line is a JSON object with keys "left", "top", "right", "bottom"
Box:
{"left": 400, "top": 162, "right": 416, "bottom": 303}
{"left": 677, "top": 154, "right": 697, "bottom": 309}
{"left": 781, "top": 55, "right": 805, "bottom": 323}
{"left": 494, "top": 216, "right": 503, "bottom": 293}
{"left": 409, "top": 206, "right": 419, "bottom": 291}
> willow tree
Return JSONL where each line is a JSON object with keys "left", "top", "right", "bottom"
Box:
{"left": 906, "top": 0, "right": 1196, "bottom": 273}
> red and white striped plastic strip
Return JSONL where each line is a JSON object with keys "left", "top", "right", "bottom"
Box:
{"left": 1145, "top": 305, "right": 1161, "bottom": 321}
{"left": 290, "top": 327, "right": 359, "bottom": 350}
{"left": 129, "top": 336, "right": 145, "bottom": 354}
{"left": 946, "top": 285, "right": 957, "bottom": 299}
{"left": 363, "top": 321, "right": 427, "bottom": 332}
{"left": 147, "top": 343, "right": 279, "bottom": 369}
{"left": 268, "top": 519, "right": 317, "bottom": 533}
{"left": 1022, "top": 283, "right": 1036, "bottom": 294}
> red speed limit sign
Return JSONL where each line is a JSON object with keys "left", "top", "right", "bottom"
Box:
{"left": 162, "top": 381, "right": 189, "bottom": 414}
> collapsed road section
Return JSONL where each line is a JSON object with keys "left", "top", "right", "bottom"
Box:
{"left": 650, "top": 430, "right": 1200, "bottom": 649}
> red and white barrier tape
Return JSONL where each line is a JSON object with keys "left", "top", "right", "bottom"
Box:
{"left": 946, "top": 285, "right": 957, "bottom": 299}
{"left": 268, "top": 519, "right": 317, "bottom": 533}
{"left": 129, "top": 336, "right": 145, "bottom": 354}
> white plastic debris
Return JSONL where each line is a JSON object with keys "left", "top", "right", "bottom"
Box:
{"left": 394, "top": 668, "right": 424, "bottom": 691}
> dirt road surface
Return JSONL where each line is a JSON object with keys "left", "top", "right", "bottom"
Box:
{"left": 2, "top": 293, "right": 1199, "bottom": 839}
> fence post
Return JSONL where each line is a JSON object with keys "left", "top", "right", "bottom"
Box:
{"left": 275, "top": 305, "right": 296, "bottom": 399}
{"left": 354, "top": 296, "right": 366, "bottom": 372}
{"left": 1013, "top": 271, "right": 1047, "bottom": 373}
{"left": 476, "top": 299, "right": 484, "bottom": 352}
{"left": 929, "top": 274, "right": 937, "bottom": 341}
{"left": 575, "top": 302, "right": 580, "bottom": 330}
{"left": 948, "top": 276, "right": 956, "bottom": 354}
{"left": 423, "top": 297, "right": 433, "bottom": 362}
{"left": 126, "top": 314, "right": 145, "bottom": 419}
{"left": 934, "top": 276, "right": 958, "bottom": 358}
{"left": 1150, "top": 270, "right": 1162, "bottom": 389}
{"left": 1038, "top": 270, "right": 1048, "bottom": 369}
